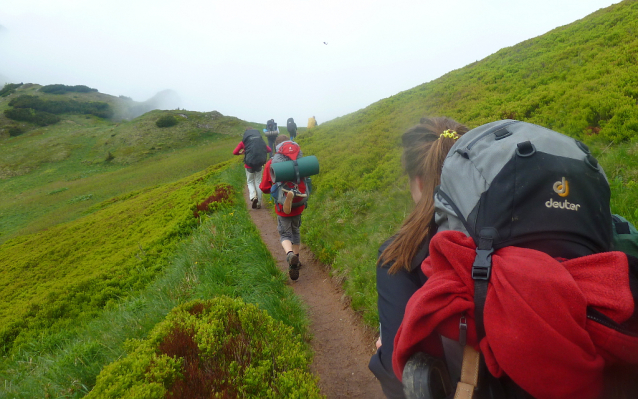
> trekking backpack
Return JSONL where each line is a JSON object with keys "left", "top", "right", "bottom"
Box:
{"left": 242, "top": 129, "right": 268, "bottom": 171}
{"left": 270, "top": 141, "right": 310, "bottom": 210}
{"left": 400, "top": 120, "right": 638, "bottom": 398}
{"left": 266, "top": 119, "right": 275, "bottom": 132}
{"left": 287, "top": 118, "right": 297, "bottom": 135}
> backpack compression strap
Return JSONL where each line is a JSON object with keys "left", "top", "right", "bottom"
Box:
{"left": 472, "top": 229, "right": 495, "bottom": 341}
{"left": 293, "top": 160, "right": 300, "bottom": 183}
{"left": 435, "top": 186, "right": 495, "bottom": 341}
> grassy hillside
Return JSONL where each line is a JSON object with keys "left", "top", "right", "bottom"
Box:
{"left": 0, "top": 84, "right": 261, "bottom": 244}
{"left": 0, "top": 85, "right": 318, "bottom": 396}
{"left": 297, "top": 0, "right": 638, "bottom": 327}
{"left": 0, "top": 163, "right": 316, "bottom": 398}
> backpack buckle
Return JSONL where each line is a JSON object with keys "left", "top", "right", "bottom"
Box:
{"left": 472, "top": 248, "right": 494, "bottom": 280}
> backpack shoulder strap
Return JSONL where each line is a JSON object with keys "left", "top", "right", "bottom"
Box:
{"left": 455, "top": 346, "right": 481, "bottom": 399}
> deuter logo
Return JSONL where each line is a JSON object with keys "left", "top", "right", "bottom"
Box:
{"left": 545, "top": 198, "right": 580, "bottom": 211}
{"left": 546, "top": 177, "right": 580, "bottom": 211}
{"left": 553, "top": 177, "right": 569, "bottom": 197}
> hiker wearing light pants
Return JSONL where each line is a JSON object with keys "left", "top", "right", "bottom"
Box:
{"left": 233, "top": 133, "right": 271, "bottom": 209}
{"left": 245, "top": 167, "right": 262, "bottom": 208}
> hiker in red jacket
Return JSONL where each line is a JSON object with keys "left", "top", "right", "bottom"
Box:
{"left": 260, "top": 134, "right": 309, "bottom": 281}
{"left": 368, "top": 117, "right": 469, "bottom": 399}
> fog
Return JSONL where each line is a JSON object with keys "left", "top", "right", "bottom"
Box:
{"left": 0, "top": 1, "right": 619, "bottom": 124}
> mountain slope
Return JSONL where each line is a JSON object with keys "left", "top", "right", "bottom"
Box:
{"left": 0, "top": 84, "right": 260, "bottom": 243}
{"left": 297, "top": 0, "right": 638, "bottom": 326}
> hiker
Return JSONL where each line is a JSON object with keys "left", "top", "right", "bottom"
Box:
{"left": 307, "top": 116, "right": 317, "bottom": 129}
{"left": 233, "top": 127, "right": 271, "bottom": 209}
{"left": 287, "top": 117, "right": 298, "bottom": 141}
{"left": 259, "top": 134, "right": 310, "bottom": 281}
{"left": 368, "top": 117, "right": 469, "bottom": 399}
{"left": 265, "top": 119, "right": 279, "bottom": 158}
{"left": 393, "top": 120, "right": 638, "bottom": 398}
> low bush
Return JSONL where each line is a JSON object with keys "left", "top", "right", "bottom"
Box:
{"left": 8, "top": 95, "right": 113, "bottom": 119}
{"left": 86, "top": 297, "right": 322, "bottom": 399}
{"left": 4, "top": 108, "right": 61, "bottom": 126}
{"left": 156, "top": 115, "right": 178, "bottom": 128}
{"left": 40, "top": 84, "right": 98, "bottom": 94}
{"left": 193, "top": 183, "right": 232, "bottom": 217}
{"left": 0, "top": 83, "right": 23, "bottom": 97}
{"left": 7, "top": 125, "right": 24, "bottom": 137}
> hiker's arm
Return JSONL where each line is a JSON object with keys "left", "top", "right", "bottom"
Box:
{"left": 233, "top": 142, "right": 244, "bottom": 155}
{"left": 266, "top": 145, "right": 272, "bottom": 153}
{"left": 259, "top": 161, "right": 273, "bottom": 193}
{"left": 369, "top": 238, "right": 425, "bottom": 398}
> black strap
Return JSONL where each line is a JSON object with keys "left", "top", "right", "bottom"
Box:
{"left": 293, "top": 160, "right": 300, "bottom": 183}
{"left": 473, "top": 230, "right": 495, "bottom": 341}
{"left": 613, "top": 215, "right": 631, "bottom": 234}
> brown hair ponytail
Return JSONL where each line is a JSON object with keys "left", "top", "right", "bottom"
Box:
{"left": 379, "top": 117, "right": 468, "bottom": 273}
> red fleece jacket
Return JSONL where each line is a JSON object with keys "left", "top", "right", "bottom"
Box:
{"left": 393, "top": 230, "right": 638, "bottom": 399}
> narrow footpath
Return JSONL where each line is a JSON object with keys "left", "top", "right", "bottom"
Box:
{"left": 244, "top": 190, "right": 385, "bottom": 398}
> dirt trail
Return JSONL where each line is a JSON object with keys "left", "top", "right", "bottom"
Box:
{"left": 244, "top": 190, "right": 385, "bottom": 398}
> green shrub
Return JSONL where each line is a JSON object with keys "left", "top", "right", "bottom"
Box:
{"left": 87, "top": 297, "right": 323, "bottom": 399}
{"left": 156, "top": 115, "right": 178, "bottom": 128}
{"left": 40, "top": 84, "right": 98, "bottom": 94}
{"left": 7, "top": 125, "right": 24, "bottom": 137}
{"left": 3, "top": 108, "right": 61, "bottom": 126}
{"left": 0, "top": 83, "right": 23, "bottom": 97}
{"left": 8, "top": 94, "right": 113, "bottom": 119}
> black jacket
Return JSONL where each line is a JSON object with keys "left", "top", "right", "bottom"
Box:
{"left": 368, "top": 237, "right": 429, "bottom": 398}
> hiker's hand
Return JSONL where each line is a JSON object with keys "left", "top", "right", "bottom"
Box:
{"left": 376, "top": 337, "right": 382, "bottom": 350}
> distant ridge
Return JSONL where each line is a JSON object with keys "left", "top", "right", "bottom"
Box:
{"left": 119, "top": 89, "right": 182, "bottom": 120}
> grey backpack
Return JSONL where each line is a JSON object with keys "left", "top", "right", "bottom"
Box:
{"left": 435, "top": 119, "right": 612, "bottom": 260}
{"left": 419, "top": 120, "right": 634, "bottom": 398}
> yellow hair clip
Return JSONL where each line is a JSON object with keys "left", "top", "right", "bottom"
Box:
{"left": 440, "top": 129, "right": 459, "bottom": 140}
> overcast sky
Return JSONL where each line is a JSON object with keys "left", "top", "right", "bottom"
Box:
{"left": 0, "top": 0, "right": 620, "bottom": 124}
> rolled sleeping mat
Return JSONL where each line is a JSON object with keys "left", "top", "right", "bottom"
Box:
{"left": 271, "top": 155, "right": 319, "bottom": 183}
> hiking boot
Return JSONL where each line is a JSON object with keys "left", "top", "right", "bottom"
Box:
{"left": 282, "top": 186, "right": 308, "bottom": 198}
{"left": 288, "top": 266, "right": 299, "bottom": 281}
{"left": 283, "top": 190, "right": 294, "bottom": 214}
{"left": 251, "top": 197, "right": 258, "bottom": 209}
{"left": 257, "top": 203, "right": 261, "bottom": 209}
{"left": 287, "top": 252, "right": 300, "bottom": 280}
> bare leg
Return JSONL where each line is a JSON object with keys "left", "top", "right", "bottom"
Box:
{"left": 282, "top": 239, "right": 293, "bottom": 254}
{"left": 292, "top": 243, "right": 300, "bottom": 256}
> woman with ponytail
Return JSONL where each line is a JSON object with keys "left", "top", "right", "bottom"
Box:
{"left": 369, "top": 117, "right": 468, "bottom": 398}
